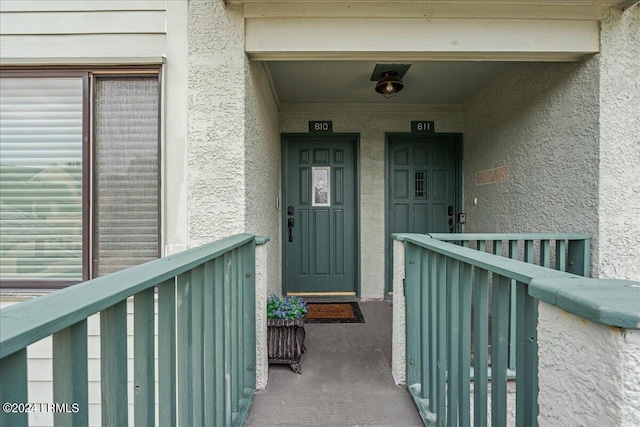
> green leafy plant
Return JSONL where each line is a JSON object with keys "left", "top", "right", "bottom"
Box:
{"left": 267, "top": 294, "right": 308, "bottom": 320}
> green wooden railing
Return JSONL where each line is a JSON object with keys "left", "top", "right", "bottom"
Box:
{"left": 394, "top": 233, "right": 588, "bottom": 427}
{"left": 0, "top": 233, "right": 266, "bottom": 427}
{"left": 429, "top": 233, "right": 591, "bottom": 371}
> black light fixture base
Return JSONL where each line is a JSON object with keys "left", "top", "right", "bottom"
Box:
{"left": 369, "top": 63, "right": 412, "bottom": 81}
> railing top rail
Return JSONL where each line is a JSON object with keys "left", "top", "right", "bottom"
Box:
{"left": 428, "top": 232, "right": 591, "bottom": 241}
{"left": 530, "top": 278, "right": 640, "bottom": 329}
{"left": 395, "top": 233, "right": 640, "bottom": 329}
{"left": 0, "top": 233, "right": 262, "bottom": 359}
{"left": 393, "top": 233, "right": 575, "bottom": 284}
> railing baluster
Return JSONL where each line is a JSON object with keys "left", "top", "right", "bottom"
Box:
{"left": 508, "top": 240, "right": 518, "bottom": 371}
{"left": 420, "top": 250, "right": 430, "bottom": 399}
{"left": 177, "top": 271, "right": 193, "bottom": 427}
{"left": 567, "top": 238, "right": 591, "bottom": 277}
{"left": 53, "top": 320, "right": 89, "bottom": 427}
{"left": 447, "top": 259, "right": 461, "bottom": 426}
{"left": 493, "top": 240, "right": 502, "bottom": 257}
{"left": 204, "top": 260, "right": 216, "bottom": 425}
{"left": 474, "top": 268, "right": 489, "bottom": 427}
{"left": 540, "top": 240, "right": 551, "bottom": 268}
{"left": 134, "top": 288, "right": 155, "bottom": 427}
{"left": 236, "top": 246, "right": 245, "bottom": 403}
{"left": 555, "top": 240, "right": 567, "bottom": 272}
{"left": 191, "top": 265, "right": 205, "bottom": 426}
{"left": 491, "top": 275, "right": 510, "bottom": 427}
{"left": 459, "top": 263, "right": 472, "bottom": 427}
{"left": 223, "top": 252, "right": 233, "bottom": 426}
{"left": 231, "top": 248, "right": 239, "bottom": 415}
{"left": 158, "top": 279, "right": 176, "bottom": 427}
{"left": 523, "top": 286, "right": 539, "bottom": 427}
{"left": 522, "top": 240, "right": 539, "bottom": 424}
{"left": 0, "top": 348, "right": 28, "bottom": 427}
{"left": 214, "top": 257, "right": 225, "bottom": 426}
{"left": 515, "top": 280, "right": 539, "bottom": 427}
{"left": 436, "top": 253, "right": 447, "bottom": 424}
{"left": 428, "top": 248, "right": 438, "bottom": 411}
{"left": 100, "top": 301, "right": 128, "bottom": 427}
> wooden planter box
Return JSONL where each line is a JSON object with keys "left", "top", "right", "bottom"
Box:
{"left": 267, "top": 318, "right": 306, "bottom": 374}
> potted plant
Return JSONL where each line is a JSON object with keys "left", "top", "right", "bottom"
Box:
{"left": 266, "top": 294, "right": 307, "bottom": 374}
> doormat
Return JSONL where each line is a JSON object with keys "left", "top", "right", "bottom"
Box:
{"left": 305, "top": 302, "right": 365, "bottom": 323}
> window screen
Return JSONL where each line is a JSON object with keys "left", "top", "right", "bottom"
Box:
{"left": 93, "top": 77, "right": 160, "bottom": 277}
{"left": 0, "top": 77, "right": 84, "bottom": 280}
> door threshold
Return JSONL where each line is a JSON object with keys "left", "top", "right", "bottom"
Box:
{"left": 287, "top": 291, "right": 356, "bottom": 297}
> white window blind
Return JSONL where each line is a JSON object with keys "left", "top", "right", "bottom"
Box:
{"left": 0, "top": 78, "right": 84, "bottom": 280}
{"left": 94, "top": 77, "right": 159, "bottom": 277}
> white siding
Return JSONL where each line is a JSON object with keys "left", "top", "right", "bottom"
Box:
{"left": 0, "top": 1, "right": 167, "bottom": 64}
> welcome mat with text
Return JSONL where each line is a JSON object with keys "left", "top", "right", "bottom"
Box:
{"left": 305, "top": 301, "right": 365, "bottom": 324}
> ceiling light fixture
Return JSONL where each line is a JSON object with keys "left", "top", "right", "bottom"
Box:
{"left": 370, "top": 64, "right": 411, "bottom": 99}
{"left": 375, "top": 71, "right": 404, "bottom": 98}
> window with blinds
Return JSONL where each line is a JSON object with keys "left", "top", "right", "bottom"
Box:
{"left": 0, "top": 71, "right": 160, "bottom": 287}
{"left": 93, "top": 77, "right": 160, "bottom": 277}
{"left": 0, "top": 77, "right": 84, "bottom": 281}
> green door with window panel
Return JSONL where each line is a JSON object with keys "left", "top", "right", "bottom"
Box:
{"left": 386, "top": 134, "right": 460, "bottom": 293}
{"left": 283, "top": 135, "right": 357, "bottom": 295}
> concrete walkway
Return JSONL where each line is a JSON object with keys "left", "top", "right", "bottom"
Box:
{"left": 245, "top": 301, "right": 424, "bottom": 426}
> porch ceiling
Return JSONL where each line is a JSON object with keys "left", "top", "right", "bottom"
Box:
{"left": 247, "top": 0, "right": 634, "bottom": 112}
{"left": 265, "top": 60, "right": 525, "bottom": 112}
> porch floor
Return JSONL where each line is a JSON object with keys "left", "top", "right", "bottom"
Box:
{"left": 245, "top": 301, "right": 423, "bottom": 426}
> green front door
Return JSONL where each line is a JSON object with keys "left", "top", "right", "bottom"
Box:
{"left": 386, "top": 134, "right": 461, "bottom": 293}
{"left": 283, "top": 134, "right": 358, "bottom": 295}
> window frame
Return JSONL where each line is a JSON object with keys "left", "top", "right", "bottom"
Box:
{"left": 0, "top": 67, "right": 162, "bottom": 290}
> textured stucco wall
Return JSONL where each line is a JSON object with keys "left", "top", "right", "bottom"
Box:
{"left": 280, "top": 111, "right": 464, "bottom": 298}
{"left": 254, "top": 243, "right": 269, "bottom": 390}
{"left": 245, "top": 61, "right": 282, "bottom": 296}
{"left": 391, "top": 239, "right": 406, "bottom": 386}
{"left": 597, "top": 5, "right": 640, "bottom": 281}
{"left": 463, "top": 61, "right": 600, "bottom": 270}
{"left": 187, "top": 1, "right": 246, "bottom": 247}
{"left": 537, "top": 302, "right": 640, "bottom": 426}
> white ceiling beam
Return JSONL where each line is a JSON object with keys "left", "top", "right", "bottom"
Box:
{"left": 246, "top": 18, "right": 600, "bottom": 62}
{"left": 243, "top": 2, "right": 605, "bottom": 20}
